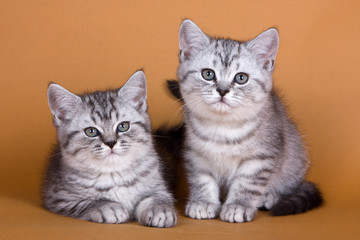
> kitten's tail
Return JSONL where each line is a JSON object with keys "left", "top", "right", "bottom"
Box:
{"left": 166, "top": 80, "right": 182, "bottom": 100}
{"left": 153, "top": 124, "right": 185, "bottom": 193}
{"left": 270, "top": 181, "right": 323, "bottom": 216}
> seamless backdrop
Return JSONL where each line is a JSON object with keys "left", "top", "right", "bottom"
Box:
{"left": 0, "top": 0, "right": 359, "bottom": 239}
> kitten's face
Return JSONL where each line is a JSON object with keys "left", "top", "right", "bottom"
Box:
{"left": 62, "top": 93, "right": 149, "bottom": 161}
{"left": 48, "top": 71, "right": 150, "bottom": 171}
{"left": 177, "top": 20, "right": 279, "bottom": 120}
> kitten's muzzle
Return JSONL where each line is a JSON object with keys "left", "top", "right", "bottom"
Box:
{"left": 216, "top": 87, "right": 230, "bottom": 97}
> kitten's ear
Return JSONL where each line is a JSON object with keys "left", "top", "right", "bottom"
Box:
{"left": 247, "top": 28, "right": 279, "bottom": 71}
{"left": 47, "top": 83, "right": 82, "bottom": 125}
{"left": 179, "top": 19, "right": 210, "bottom": 61}
{"left": 119, "top": 70, "right": 147, "bottom": 112}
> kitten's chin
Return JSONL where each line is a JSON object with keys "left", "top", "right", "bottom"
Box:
{"left": 209, "top": 101, "right": 232, "bottom": 113}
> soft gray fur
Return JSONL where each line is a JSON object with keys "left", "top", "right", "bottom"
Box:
{"left": 44, "top": 71, "right": 177, "bottom": 227}
{"left": 175, "top": 20, "right": 322, "bottom": 222}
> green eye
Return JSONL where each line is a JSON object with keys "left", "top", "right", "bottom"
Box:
{"left": 234, "top": 72, "right": 249, "bottom": 85}
{"left": 201, "top": 69, "right": 216, "bottom": 81}
{"left": 84, "top": 127, "right": 100, "bottom": 137}
{"left": 117, "top": 121, "right": 130, "bottom": 132}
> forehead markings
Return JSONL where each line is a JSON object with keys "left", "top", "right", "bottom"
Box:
{"left": 212, "top": 39, "right": 242, "bottom": 68}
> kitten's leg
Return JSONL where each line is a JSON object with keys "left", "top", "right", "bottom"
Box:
{"left": 185, "top": 168, "right": 221, "bottom": 220}
{"left": 220, "top": 161, "right": 274, "bottom": 223}
{"left": 47, "top": 198, "right": 133, "bottom": 223}
{"left": 136, "top": 194, "right": 177, "bottom": 228}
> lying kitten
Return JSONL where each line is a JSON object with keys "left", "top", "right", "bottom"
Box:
{"left": 158, "top": 20, "right": 323, "bottom": 223}
{"left": 43, "top": 70, "right": 177, "bottom": 227}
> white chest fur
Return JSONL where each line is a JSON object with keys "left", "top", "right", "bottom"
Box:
{"left": 185, "top": 116, "right": 261, "bottom": 178}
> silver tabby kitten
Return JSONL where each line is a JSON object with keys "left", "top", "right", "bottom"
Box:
{"left": 44, "top": 70, "right": 177, "bottom": 227}
{"left": 168, "top": 19, "right": 322, "bottom": 223}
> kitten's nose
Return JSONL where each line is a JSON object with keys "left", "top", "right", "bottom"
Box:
{"left": 105, "top": 140, "right": 117, "bottom": 149}
{"left": 216, "top": 87, "right": 229, "bottom": 97}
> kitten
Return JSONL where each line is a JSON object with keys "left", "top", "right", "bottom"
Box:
{"left": 43, "top": 70, "right": 177, "bottom": 227}
{"left": 158, "top": 19, "right": 323, "bottom": 223}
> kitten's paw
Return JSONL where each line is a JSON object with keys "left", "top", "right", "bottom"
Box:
{"left": 138, "top": 205, "right": 177, "bottom": 228}
{"left": 264, "top": 193, "right": 279, "bottom": 210}
{"left": 81, "top": 202, "right": 130, "bottom": 224}
{"left": 185, "top": 201, "right": 220, "bottom": 220}
{"left": 220, "top": 204, "right": 256, "bottom": 223}
{"left": 258, "top": 193, "right": 280, "bottom": 210}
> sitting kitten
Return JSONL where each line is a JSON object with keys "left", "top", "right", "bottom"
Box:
{"left": 159, "top": 20, "right": 323, "bottom": 223}
{"left": 43, "top": 70, "right": 177, "bottom": 227}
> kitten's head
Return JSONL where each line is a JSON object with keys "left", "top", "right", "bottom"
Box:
{"left": 177, "top": 19, "right": 279, "bottom": 121}
{"left": 47, "top": 70, "right": 151, "bottom": 171}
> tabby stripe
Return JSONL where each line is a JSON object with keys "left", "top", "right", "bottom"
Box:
{"left": 242, "top": 153, "right": 276, "bottom": 162}
{"left": 228, "top": 54, "right": 240, "bottom": 66}
{"left": 213, "top": 60, "right": 217, "bottom": 67}
{"left": 253, "top": 78, "right": 267, "bottom": 93}
{"left": 241, "top": 188, "right": 262, "bottom": 197}
{"left": 133, "top": 121, "right": 150, "bottom": 133}
{"left": 68, "top": 200, "right": 87, "bottom": 215}
{"left": 67, "top": 167, "right": 101, "bottom": 180}
{"left": 91, "top": 116, "right": 97, "bottom": 125}
{"left": 111, "top": 206, "right": 119, "bottom": 222}
{"left": 99, "top": 209, "right": 106, "bottom": 223}
{"left": 188, "top": 120, "right": 259, "bottom": 145}
{"left": 224, "top": 55, "right": 230, "bottom": 67}
{"left": 95, "top": 186, "right": 113, "bottom": 192}
{"left": 181, "top": 70, "right": 197, "bottom": 82}
{"left": 111, "top": 170, "right": 150, "bottom": 188}
{"left": 95, "top": 111, "right": 103, "bottom": 120}
{"left": 62, "top": 131, "right": 80, "bottom": 148}
{"left": 214, "top": 39, "right": 219, "bottom": 48}
{"left": 71, "top": 147, "right": 87, "bottom": 155}
{"left": 187, "top": 165, "right": 216, "bottom": 180}
{"left": 217, "top": 52, "right": 225, "bottom": 66}
{"left": 250, "top": 179, "right": 268, "bottom": 186}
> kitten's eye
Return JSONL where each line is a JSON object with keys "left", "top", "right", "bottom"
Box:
{"left": 117, "top": 121, "right": 130, "bottom": 133}
{"left": 201, "top": 69, "right": 216, "bottom": 81}
{"left": 234, "top": 72, "right": 249, "bottom": 85}
{"left": 84, "top": 127, "right": 100, "bottom": 137}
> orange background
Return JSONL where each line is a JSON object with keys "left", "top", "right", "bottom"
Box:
{"left": 0, "top": 0, "right": 359, "bottom": 239}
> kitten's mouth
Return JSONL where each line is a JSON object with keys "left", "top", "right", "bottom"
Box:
{"left": 210, "top": 98, "right": 232, "bottom": 112}
{"left": 103, "top": 149, "right": 121, "bottom": 159}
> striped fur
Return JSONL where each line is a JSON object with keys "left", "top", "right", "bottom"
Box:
{"left": 44, "top": 71, "right": 176, "bottom": 227}
{"left": 170, "top": 19, "right": 323, "bottom": 222}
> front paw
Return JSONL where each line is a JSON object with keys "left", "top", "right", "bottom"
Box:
{"left": 185, "top": 201, "right": 220, "bottom": 220}
{"left": 81, "top": 202, "right": 130, "bottom": 224}
{"left": 138, "top": 205, "right": 177, "bottom": 228}
{"left": 220, "top": 204, "right": 256, "bottom": 223}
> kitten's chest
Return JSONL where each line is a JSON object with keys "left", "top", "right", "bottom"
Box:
{"left": 76, "top": 171, "right": 144, "bottom": 207}
{"left": 185, "top": 119, "right": 260, "bottom": 176}
{"left": 186, "top": 119, "right": 258, "bottom": 155}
